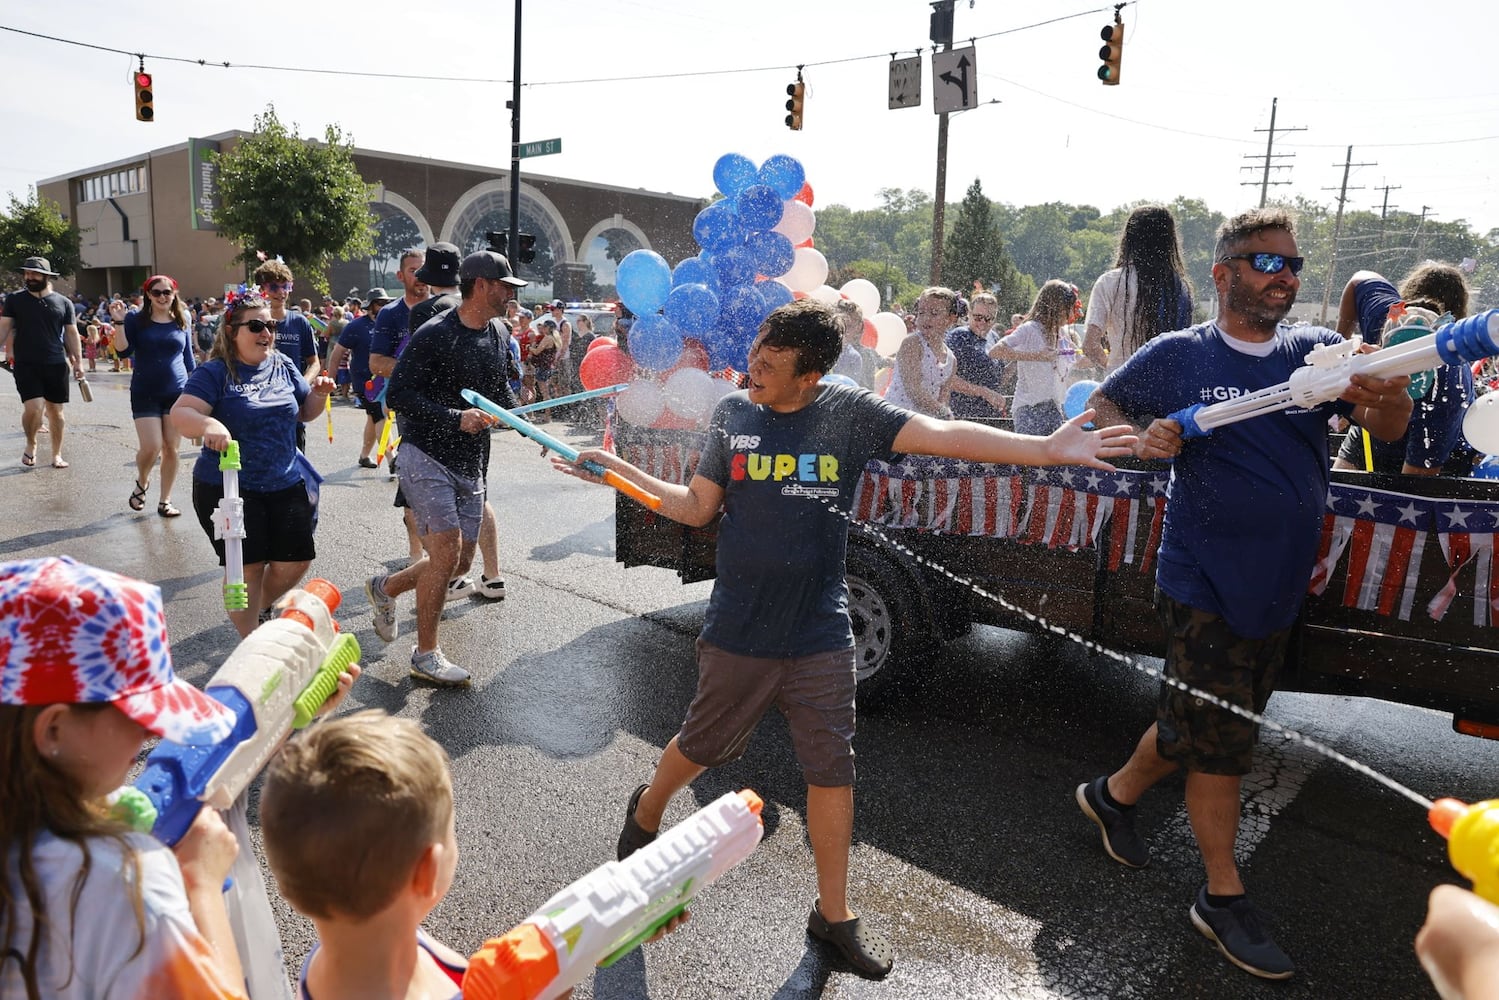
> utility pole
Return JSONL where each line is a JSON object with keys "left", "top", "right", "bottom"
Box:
{"left": 1415, "top": 205, "right": 1436, "bottom": 259}
{"left": 506, "top": 0, "right": 523, "bottom": 263}
{"left": 1375, "top": 182, "right": 1401, "bottom": 251}
{"left": 1318, "top": 145, "right": 1376, "bottom": 323}
{"left": 929, "top": 0, "right": 954, "bottom": 284}
{"left": 1240, "top": 98, "right": 1305, "bottom": 207}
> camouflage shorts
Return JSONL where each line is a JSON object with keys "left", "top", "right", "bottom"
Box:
{"left": 1153, "top": 591, "right": 1291, "bottom": 776}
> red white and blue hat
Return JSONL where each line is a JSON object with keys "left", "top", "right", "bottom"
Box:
{"left": 0, "top": 557, "right": 236, "bottom": 745}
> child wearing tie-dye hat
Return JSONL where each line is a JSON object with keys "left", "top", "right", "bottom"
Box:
{"left": 0, "top": 556, "right": 248, "bottom": 999}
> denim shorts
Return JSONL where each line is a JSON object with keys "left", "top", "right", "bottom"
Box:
{"left": 396, "top": 444, "right": 484, "bottom": 541}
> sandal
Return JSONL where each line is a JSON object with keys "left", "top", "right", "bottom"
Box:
{"left": 807, "top": 901, "right": 894, "bottom": 979}
{"left": 616, "top": 784, "right": 659, "bottom": 861}
{"left": 129, "top": 480, "right": 149, "bottom": 511}
{"left": 157, "top": 500, "right": 182, "bottom": 518}
{"left": 21, "top": 451, "right": 35, "bottom": 467}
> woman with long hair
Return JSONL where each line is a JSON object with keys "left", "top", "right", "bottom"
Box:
{"left": 1081, "top": 205, "right": 1194, "bottom": 374}
{"left": 885, "top": 287, "right": 1007, "bottom": 418}
{"left": 989, "top": 280, "right": 1082, "bottom": 436}
{"left": 109, "top": 275, "right": 196, "bottom": 517}
{"left": 0, "top": 557, "right": 245, "bottom": 999}
{"left": 170, "top": 295, "right": 335, "bottom": 637}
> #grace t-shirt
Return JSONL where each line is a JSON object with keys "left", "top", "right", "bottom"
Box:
{"left": 693, "top": 384, "right": 911, "bottom": 658}
{"left": 121, "top": 310, "right": 196, "bottom": 398}
{"left": 183, "top": 354, "right": 310, "bottom": 492}
{"left": 3, "top": 289, "right": 75, "bottom": 365}
{"left": 1100, "top": 322, "right": 1355, "bottom": 638}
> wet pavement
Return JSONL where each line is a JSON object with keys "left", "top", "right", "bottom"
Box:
{"left": 2, "top": 371, "right": 1489, "bottom": 998}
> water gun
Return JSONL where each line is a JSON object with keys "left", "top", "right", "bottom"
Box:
{"left": 112, "top": 580, "right": 360, "bottom": 846}
{"left": 460, "top": 388, "right": 662, "bottom": 511}
{"left": 1430, "top": 799, "right": 1499, "bottom": 904}
{"left": 511, "top": 382, "right": 630, "bottom": 417}
{"left": 376, "top": 405, "right": 396, "bottom": 466}
{"left": 213, "top": 441, "right": 248, "bottom": 612}
{"left": 325, "top": 389, "right": 334, "bottom": 443}
{"left": 463, "top": 789, "right": 763, "bottom": 1000}
{"left": 1168, "top": 310, "right": 1499, "bottom": 438}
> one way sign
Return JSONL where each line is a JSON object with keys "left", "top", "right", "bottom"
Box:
{"left": 932, "top": 45, "right": 977, "bottom": 115}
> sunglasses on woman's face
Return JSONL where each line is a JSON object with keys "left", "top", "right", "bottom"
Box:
{"left": 232, "top": 319, "right": 281, "bottom": 334}
{"left": 149, "top": 287, "right": 174, "bottom": 298}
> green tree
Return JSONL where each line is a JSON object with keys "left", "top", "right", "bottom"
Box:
{"left": 212, "top": 106, "right": 375, "bottom": 295}
{"left": 942, "top": 179, "right": 1004, "bottom": 294}
{"left": 0, "top": 190, "right": 83, "bottom": 287}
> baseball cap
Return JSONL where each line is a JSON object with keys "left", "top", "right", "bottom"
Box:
{"left": 0, "top": 558, "right": 236, "bottom": 746}
{"left": 414, "top": 243, "right": 462, "bottom": 286}
{"left": 459, "top": 250, "right": 528, "bottom": 288}
{"left": 550, "top": 298, "right": 566, "bottom": 309}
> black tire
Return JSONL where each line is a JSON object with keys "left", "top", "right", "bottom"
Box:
{"left": 845, "top": 545, "right": 937, "bottom": 702}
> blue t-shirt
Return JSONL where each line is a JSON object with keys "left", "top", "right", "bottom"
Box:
{"left": 369, "top": 298, "right": 411, "bottom": 359}
{"left": 946, "top": 324, "right": 1005, "bottom": 419}
{"left": 274, "top": 311, "right": 317, "bottom": 369}
{"left": 1347, "top": 279, "right": 1473, "bottom": 473}
{"left": 1100, "top": 322, "right": 1355, "bottom": 639}
{"left": 183, "top": 355, "right": 310, "bottom": 492}
{"left": 335, "top": 314, "right": 376, "bottom": 385}
{"left": 693, "top": 385, "right": 912, "bottom": 658}
{"left": 120, "top": 310, "right": 195, "bottom": 398}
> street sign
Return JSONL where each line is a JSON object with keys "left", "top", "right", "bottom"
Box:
{"left": 888, "top": 56, "right": 922, "bottom": 110}
{"left": 515, "top": 138, "right": 562, "bottom": 159}
{"left": 932, "top": 46, "right": 977, "bottom": 115}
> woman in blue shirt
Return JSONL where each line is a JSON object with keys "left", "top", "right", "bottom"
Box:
{"left": 108, "top": 275, "right": 197, "bottom": 517}
{"left": 170, "top": 295, "right": 335, "bottom": 637}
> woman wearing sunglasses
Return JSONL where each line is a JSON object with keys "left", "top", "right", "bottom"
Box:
{"left": 108, "top": 275, "right": 197, "bottom": 517}
{"left": 170, "top": 295, "right": 336, "bottom": 637}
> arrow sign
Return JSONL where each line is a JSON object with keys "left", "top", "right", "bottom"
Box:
{"left": 888, "top": 55, "right": 922, "bottom": 110}
{"left": 932, "top": 46, "right": 977, "bottom": 115}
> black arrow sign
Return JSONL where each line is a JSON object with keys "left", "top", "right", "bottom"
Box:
{"left": 939, "top": 54, "right": 972, "bottom": 108}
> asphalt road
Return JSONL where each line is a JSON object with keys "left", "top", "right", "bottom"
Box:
{"left": 2, "top": 369, "right": 1492, "bottom": 999}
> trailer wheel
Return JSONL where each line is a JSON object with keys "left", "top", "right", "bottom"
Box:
{"left": 845, "top": 547, "right": 935, "bottom": 701}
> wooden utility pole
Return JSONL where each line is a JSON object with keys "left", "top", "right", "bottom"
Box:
{"left": 1240, "top": 98, "right": 1306, "bottom": 207}
{"left": 1375, "top": 182, "right": 1401, "bottom": 251}
{"left": 929, "top": 0, "right": 954, "bottom": 284}
{"left": 1318, "top": 145, "right": 1376, "bottom": 324}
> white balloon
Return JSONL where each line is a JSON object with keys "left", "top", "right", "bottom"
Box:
{"left": 663, "top": 368, "right": 719, "bottom": 424}
{"left": 781, "top": 247, "right": 829, "bottom": 293}
{"left": 871, "top": 311, "right": 908, "bottom": 358}
{"left": 615, "top": 379, "right": 666, "bottom": 426}
{"left": 809, "top": 284, "right": 841, "bottom": 305}
{"left": 773, "top": 200, "right": 816, "bottom": 244}
{"left": 1464, "top": 391, "right": 1499, "bottom": 454}
{"left": 840, "top": 278, "right": 881, "bottom": 318}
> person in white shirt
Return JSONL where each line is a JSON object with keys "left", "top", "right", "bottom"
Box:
{"left": 1081, "top": 205, "right": 1195, "bottom": 376}
{"left": 989, "top": 280, "right": 1082, "bottom": 435}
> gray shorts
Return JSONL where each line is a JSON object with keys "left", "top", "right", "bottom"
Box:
{"left": 396, "top": 444, "right": 484, "bottom": 541}
{"left": 677, "top": 638, "right": 857, "bottom": 787}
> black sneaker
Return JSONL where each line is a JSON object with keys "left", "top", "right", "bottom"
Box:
{"left": 1075, "top": 776, "right": 1149, "bottom": 868}
{"left": 616, "top": 783, "right": 658, "bottom": 861}
{"left": 1189, "top": 886, "right": 1294, "bottom": 980}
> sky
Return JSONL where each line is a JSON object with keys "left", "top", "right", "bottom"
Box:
{"left": 4, "top": 0, "right": 1498, "bottom": 242}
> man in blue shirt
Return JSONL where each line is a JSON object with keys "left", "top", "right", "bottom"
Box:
{"left": 1076, "top": 208, "right": 1413, "bottom": 980}
{"left": 328, "top": 288, "right": 396, "bottom": 468}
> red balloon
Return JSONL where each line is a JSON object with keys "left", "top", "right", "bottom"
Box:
{"left": 791, "top": 290, "right": 809, "bottom": 300}
{"left": 795, "top": 238, "right": 814, "bottom": 249}
{"left": 585, "top": 336, "right": 617, "bottom": 354}
{"left": 795, "top": 182, "right": 814, "bottom": 206}
{"left": 675, "top": 339, "right": 711, "bottom": 373}
{"left": 861, "top": 319, "right": 878, "bottom": 348}
{"left": 579, "top": 344, "right": 634, "bottom": 389}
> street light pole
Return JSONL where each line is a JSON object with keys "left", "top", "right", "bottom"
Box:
{"left": 507, "top": 0, "right": 523, "bottom": 263}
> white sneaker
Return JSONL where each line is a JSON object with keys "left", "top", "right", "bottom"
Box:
{"left": 366, "top": 575, "right": 398, "bottom": 643}
{"left": 476, "top": 575, "right": 506, "bottom": 600}
{"left": 410, "top": 647, "right": 471, "bottom": 687}
{"left": 446, "top": 576, "right": 476, "bottom": 602}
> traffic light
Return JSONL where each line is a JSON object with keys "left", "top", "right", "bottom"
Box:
{"left": 1098, "top": 18, "right": 1123, "bottom": 86}
{"left": 134, "top": 70, "right": 154, "bottom": 121}
{"left": 785, "top": 79, "right": 805, "bottom": 131}
{"left": 517, "top": 232, "right": 536, "bottom": 265}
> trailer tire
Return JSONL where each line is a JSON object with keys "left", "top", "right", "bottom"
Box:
{"left": 845, "top": 546, "right": 936, "bottom": 702}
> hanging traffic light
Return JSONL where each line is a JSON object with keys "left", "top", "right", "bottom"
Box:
{"left": 1098, "top": 17, "right": 1123, "bottom": 86}
{"left": 517, "top": 232, "right": 536, "bottom": 265}
{"left": 134, "top": 70, "right": 154, "bottom": 121}
{"left": 785, "top": 78, "right": 805, "bottom": 131}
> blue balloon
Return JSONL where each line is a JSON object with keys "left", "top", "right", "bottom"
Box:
{"left": 756, "top": 154, "right": 806, "bottom": 201}
{"left": 735, "top": 184, "right": 783, "bottom": 233}
{"left": 692, "top": 201, "right": 743, "bottom": 253}
{"left": 1064, "top": 380, "right": 1101, "bottom": 421}
{"left": 615, "top": 250, "right": 672, "bottom": 316}
{"left": 1474, "top": 455, "right": 1499, "bottom": 480}
{"left": 706, "top": 321, "right": 756, "bottom": 371}
{"left": 672, "top": 256, "right": 714, "bottom": 288}
{"left": 755, "top": 279, "right": 794, "bottom": 312}
{"left": 746, "top": 231, "right": 795, "bottom": 278}
{"left": 720, "top": 285, "right": 765, "bottom": 332}
{"left": 712, "top": 153, "right": 758, "bottom": 199}
{"left": 664, "top": 283, "right": 720, "bottom": 336}
{"left": 627, "top": 313, "right": 683, "bottom": 371}
{"left": 820, "top": 373, "right": 858, "bottom": 388}
{"left": 713, "top": 244, "right": 757, "bottom": 288}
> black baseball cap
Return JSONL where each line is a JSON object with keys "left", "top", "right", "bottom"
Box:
{"left": 459, "top": 250, "right": 527, "bottom": 288}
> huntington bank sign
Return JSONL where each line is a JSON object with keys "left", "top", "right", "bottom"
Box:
{"left": 188, "top": 138, "right": 221, "bottom": 232}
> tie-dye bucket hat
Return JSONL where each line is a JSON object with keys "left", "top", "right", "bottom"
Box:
{"left": 0, "top": 557, "right": 235, "bottom": 745}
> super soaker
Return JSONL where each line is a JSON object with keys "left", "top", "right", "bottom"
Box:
{"left": 461, "top": 789, "right": 764, "bottom": 1000}
{"left": 1168, "top": 309, "right": 1499, "bottom": 438}
{"left": 213, "top": 440, "right": 248, "bottom": 612}
{"left": 113, "top": 579, "right": 360, "bottom": 845}
{"left": 1431, "top": 799, "right": 1499, "bottom": 905}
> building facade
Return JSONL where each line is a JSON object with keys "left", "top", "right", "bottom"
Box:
{"left": 37, "top": 130, "right": 705, "bottom": 303}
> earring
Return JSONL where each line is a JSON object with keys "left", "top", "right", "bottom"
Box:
{"left": 51, "top": 748, "right": 60, "bottom": 758}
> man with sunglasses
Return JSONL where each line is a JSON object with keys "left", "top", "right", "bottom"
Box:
{"left": 1, "top": 256, "right": 84, "bottom": 469}
{"left": 947, "top": 291, "right": 1007, "bottom": 419}
{"left": 1075, "top": 208, "right": 1413, "bottom": 981}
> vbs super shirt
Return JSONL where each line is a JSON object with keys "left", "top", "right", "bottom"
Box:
{"left": 694, "top": 385, "right": 911, "bottom": 658}
{"left": 1100, "top": 322, "right": 1355, "bottom": 639}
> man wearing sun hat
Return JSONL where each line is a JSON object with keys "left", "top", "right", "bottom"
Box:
{"left": 0, "top": 256, "right": 85, "bottom": 470}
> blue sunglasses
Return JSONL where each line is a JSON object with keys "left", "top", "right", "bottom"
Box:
{"left": 1218, "top": 253, "right": 1304, "bottom": 276}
